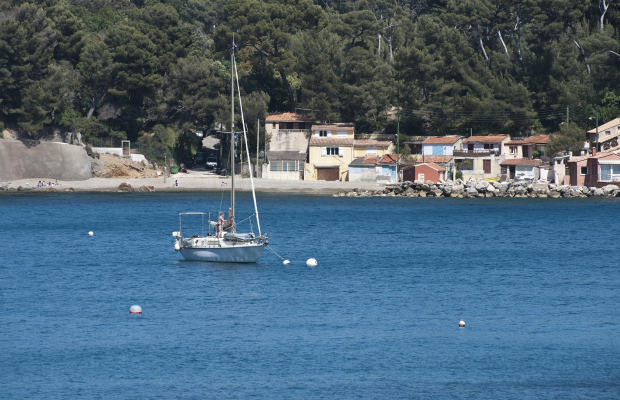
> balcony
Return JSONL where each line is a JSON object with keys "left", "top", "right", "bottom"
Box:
{"left": 453, "top": 150, "right": 500, "bottom": 157}
{"left": 277, "top": 129, "right": 311, "bottom": 134}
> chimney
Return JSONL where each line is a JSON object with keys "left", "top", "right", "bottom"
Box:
{"left": 592, "top": 147, "right": 597, "bottom": 156}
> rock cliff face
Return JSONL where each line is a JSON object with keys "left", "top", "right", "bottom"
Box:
{"left": 334, "top": 180, "right": 620, "bottom": 199}
{"left": 0, "top": 140, "right": 92, "bottom": 181}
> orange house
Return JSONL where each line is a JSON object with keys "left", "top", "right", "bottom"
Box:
{"left": 403, "top": 162, "right": 447, "bottom": 183}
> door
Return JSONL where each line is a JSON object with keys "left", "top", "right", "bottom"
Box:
{"left": 483, "top": 159, "right": 491, "bottom": 174}
{"left": 522, "top": 146, "right": 528, "bottom": 158}
{"left": 468, "top": 144, "right": 474, "bottom": 152}
{"left": 317, "top": 167, "right": 339, "bottom": 181}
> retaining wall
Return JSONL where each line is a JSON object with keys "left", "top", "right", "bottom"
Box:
{"left": 0, "top": 140, "right": 92, "bottom": 181}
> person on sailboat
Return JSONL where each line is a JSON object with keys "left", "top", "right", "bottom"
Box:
{"left": 217, "top": 212, "right": 226, "bottom": 238}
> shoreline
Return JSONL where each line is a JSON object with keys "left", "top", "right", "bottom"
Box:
{"left": 0, "top": 175, "right": 387, "bottom": 195}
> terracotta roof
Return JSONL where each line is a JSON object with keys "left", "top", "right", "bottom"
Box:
{"left": 523, "top": 135, "right": 551, "bottom": 144}
{"left": 349, "top": 156, "right": 378, "bottom": 166}
{"left": 587, "top": 118, "right": 620, "bottom": 133}
{"left": 500, "top": 158, "right": 543, "bottom": 166}
{"left": 354, "top": 139, "right": 392, "bottom": 147}
{"left": 413, "top": 155, "right": 453, "bottom": 164}
{"left": 312, "top": 123, "right": 355, "bottom": 131}
{"left": 309, "top": 137, "right": 354, "bottom": 146}
{"left": 505, "top": 140, "right": 525, "bottom": 145}
{"left": 414, "top": 162, "right": 446, "bottom": 172}
{"left": 463, "top": 134, "right": 509, "bottom": 144}
{"left": 422, "top": 136, "right": 461, "bottom": 144}
{"left": 265, "top": 112, "right": 314, "bottom": 122}
{"left": 377, "top": 154, "right": 398, "bottom": 164}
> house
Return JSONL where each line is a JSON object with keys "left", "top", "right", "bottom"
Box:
{"left": 348, "top": 156, "right": 378, "bottom": 182}
{"left": 421, "top": 136, "right": 462, "bottom": 156}
{"left": 503, "top": 135, "right": 551, "bottom": 162}
{"left": 354, "top": 137, "right": 394, "bottom": 158}
{"left": 588, "top": 118, "right": 620, "bottom": 152}
{"left": 584, "top": 149, "right": 620, "bottom": 187}
{"left": 262, "top": 150, "right": 306, "bottom": 180}
{"left": 263, "top": 112, "right": 314, "bottom": 180}
{"left": 453, "top": 135, "right": 509, "bottom": 180}
{"left": 306, "top": 123, "right": 355, "bottom": 181}
{"left": 500, "top": 158, "right": 543, "bottom": 181}
{"left": 375, "top": 154, "right": 412, "bottom": 181}
{"left": 565, "top": 155, "right": 589, "bottom": 186}
{"left": 402, "top": 162, "right": 447, "bottom": 183}
{"left": 412, "top": 155, "right": 454, "bottom": 178}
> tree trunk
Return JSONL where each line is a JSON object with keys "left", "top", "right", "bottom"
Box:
{"left": 573, "top": 38, "right": 591, "bottom": 75}
{"left": 87, "top": 91, "right": 106, "bottom": 119}
{"left": 377, "top": 34, "right": 381, "bottom": 58}
{"left": 599, "top": 0, "right": 612, "bottom": 33}
{"left": 479, "top": 34, "right": 490, "bottom": 68}
{"left": 497, "top": 31, "right": 510, "bottom": 59}
{"left": 278, "top": 69, "right": 296, "bottom": 112}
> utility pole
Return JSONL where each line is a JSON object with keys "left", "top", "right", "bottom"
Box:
{"left": 595, "top": 106, "right": 599, "bottom": 153}
{"left": 470, "top": 128, "right": 472, "bottom": 137}
{"left": 164, "top": 151, "right": 167, "bottom": 183}
{"left": 566, "top": 106, "right": 569, "bottom": 124}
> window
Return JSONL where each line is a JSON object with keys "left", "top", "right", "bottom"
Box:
{"left": 418, "top": 173, "right": 425, "bottom": 181}
{"left": 580, "top": 166, "right": 588, "bottom": 176}
{"left": 510, "top": 146, "right": 517, "bottom": 154}
{"left": 272, "top": 123, "right": 276, "bottom": 128}
{"left": 270, "top": 161, "right": 279, "bottom": 171}
{"left": 319, "top": 130, "right": 328, "bottom": 137}
{"left": 326, "top": 147, "right": 339, "bottom": 156}
{"left": 299, "top": 122, "right": 306, "bottom": 129}
{"left": 484, "top": 143, "right": 494, "bottom": 150}
{"left": 337, "top": 131, "right": 347, "bottom": 138}
{"left": 600, "top": 164, "right": 620, "bottom": 181}
{"left": 367, "top": 146, "right": 377, "bottom": 155}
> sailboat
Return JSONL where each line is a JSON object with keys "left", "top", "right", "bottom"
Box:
{"left": 172, "top": 44, "right": 268, "bottom": 262}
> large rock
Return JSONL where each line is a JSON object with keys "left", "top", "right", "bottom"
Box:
{"left": 466, "top": 186, "right": 479, "bottom": 197}
{"left": 549, "top": 190, "right": 561, "bottom": 198}
{"left": 118, "top": 182, "right": 134, "bottom": 192}
{"left": 592, "top": 188, "right": 606, "bottom": 197}
{"left": 442, "top": 184, "right": 453, "bottom": 196}
{"left": 475, "top": 180, "right": 489, "bottom": 192}
{"left": 602, "top": 184, "right": 620, "bottom": 195}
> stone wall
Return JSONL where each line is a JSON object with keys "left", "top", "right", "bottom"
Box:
{"left": 0, "top": 140, "right": 92, "bottom": 181}
{"left": 335, "top": 179, "right": 620, "bottom": 198}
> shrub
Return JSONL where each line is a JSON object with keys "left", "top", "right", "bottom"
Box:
{"left": 85, "top": 144, "right": 100, "bottom": 159}
{"left": 455, "top": 171, "right": 463, "bottom": 180}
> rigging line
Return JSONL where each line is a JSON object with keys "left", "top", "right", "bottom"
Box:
{"left": 233, "top": 55, "right": 262, "bottom": 237}
{"left": 266, "top": 245, "right": 286, "bottom": 261}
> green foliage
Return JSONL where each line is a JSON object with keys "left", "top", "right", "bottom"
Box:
{"left": 0, "top": 0, "right": 619, "bottom": 144}
{"left": 546, "top": 122, "right": 586, "bottom": 157}
{"left": 137, "top": 124, "right": 177, "bottom": 163}
{"left": 455, "top": 171, "right": 463, "bottom": 180}
{"left": 532, "top": 150, "right": 540, "bottom": 159}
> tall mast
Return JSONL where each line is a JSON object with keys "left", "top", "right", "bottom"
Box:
{"left": 230, "top": 40, "right": 235, "bottom": 232}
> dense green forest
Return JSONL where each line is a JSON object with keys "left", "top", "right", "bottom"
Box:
{"left": 1, "top": 0, "right": 619, "bottom": 159}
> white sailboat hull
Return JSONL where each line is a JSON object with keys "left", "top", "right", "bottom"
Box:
{"left": 179, "top": 242, "right": 265, "bottom": 263}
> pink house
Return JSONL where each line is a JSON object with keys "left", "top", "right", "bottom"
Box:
{"left": 584, "top": 151, "right": 620, "bottom": 187}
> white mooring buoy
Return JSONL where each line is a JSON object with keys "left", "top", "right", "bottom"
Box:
{"left": 88, "top": 231, "right": 94, "bottom": 236}
{"left": 129, "top": 305, "right": 142, "bottom": 314}
{"left": 459, "top": 319, "right": 465, "bottom": 328}
{"left": 283, "top": 260, "right": 290, "bottom": 265}
{"left": 306, "top": 258, "right": 317, "bottom": 267}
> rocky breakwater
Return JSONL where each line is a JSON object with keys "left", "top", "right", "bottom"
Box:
{"left": 334, "top": 179, "right": 620, "bottom": 199}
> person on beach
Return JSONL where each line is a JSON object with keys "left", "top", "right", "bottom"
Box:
{"left": 221, "top": 181, "right": 226, "bottom": 187}
{"left": 172, "top": 180, "right": 178, "bottom": 187}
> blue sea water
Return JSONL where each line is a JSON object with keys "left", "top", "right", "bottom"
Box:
{"left": 1, "top": 192, "right": 619, "bottom": 399}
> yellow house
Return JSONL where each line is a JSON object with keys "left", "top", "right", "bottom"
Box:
{"left": 306, "top": 123, "right": 355, "bottom": 181}
{"left": 353, "top": 138, "right": 394, "bottom": 158}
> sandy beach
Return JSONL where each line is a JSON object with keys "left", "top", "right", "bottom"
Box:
{"left": 2, "top": 172, "right": 387, "bottom": 194}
